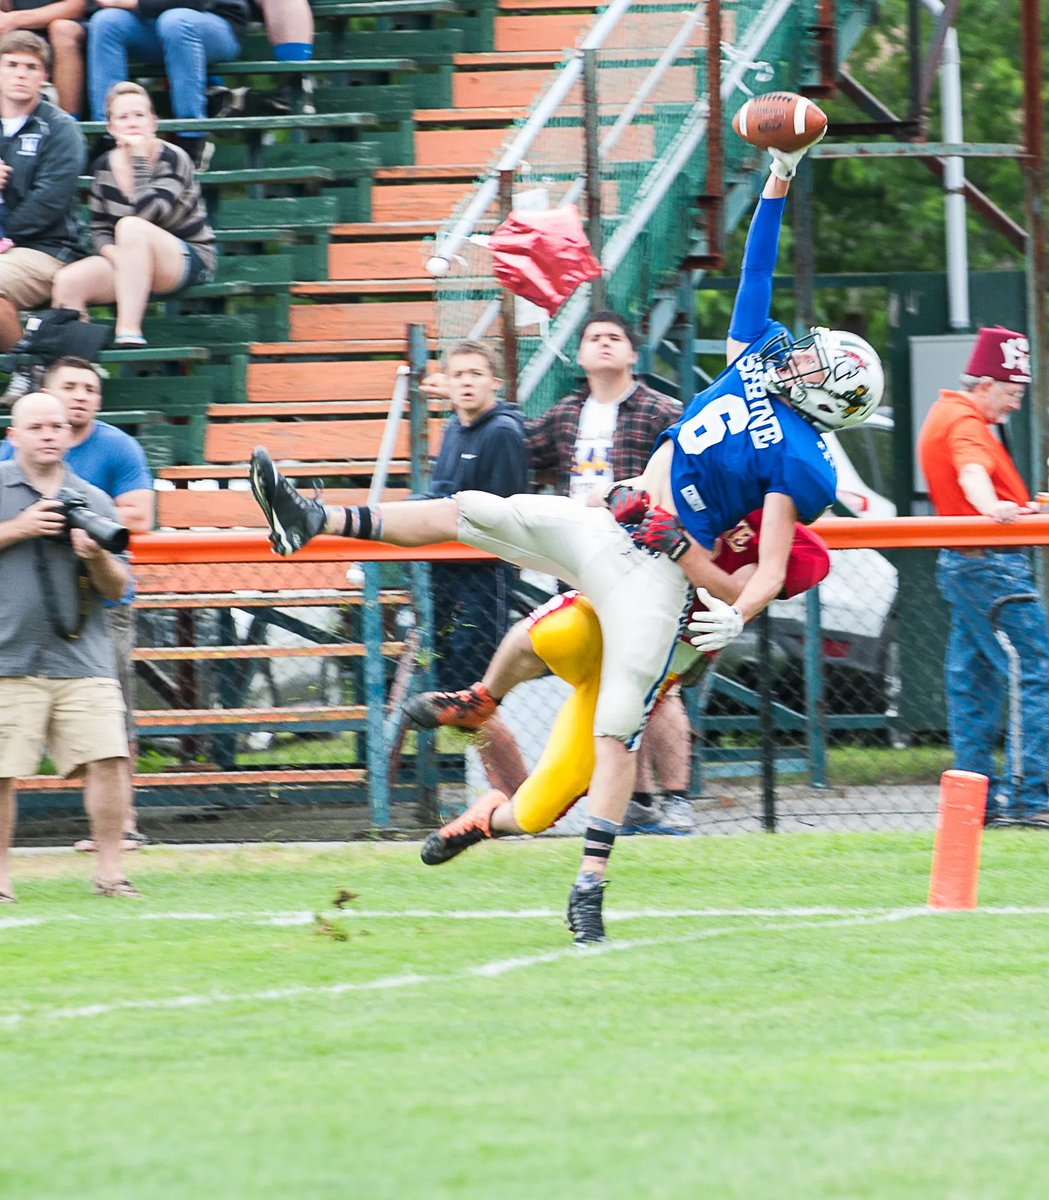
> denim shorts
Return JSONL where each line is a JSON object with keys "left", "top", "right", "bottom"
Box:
{"left": 158, "top": 241, "right": 214, "bottom": 295}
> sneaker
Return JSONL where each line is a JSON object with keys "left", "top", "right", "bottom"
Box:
{"left": 566, "top": 877, "right": 607, "bottom": 945}
{"left": 1, "top": 365, "right": 35, "bottom": 406}
{"left": 258, "top": 77, "right": 316, "bottom": 116}
{"left": 656, "top": 793, "right": 699, "bottom": 834}
{"left": 249, "top": 446, "right": 327, "bottom": 556}
{"left": 93, "top": 877, "right": 144, "bottom": 898}
{"left": 620, "top": 797, "right": 663, "bottom": 835}
{"left": 420, "top": 789, "right": 506, "bottom": 865}
{"left": 207, "top": 84, "right": 249, "bottom": 118}
{"left": 403, "top": 683, "right": 497, "bottom": 731}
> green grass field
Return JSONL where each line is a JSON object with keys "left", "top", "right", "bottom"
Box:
{"left": 5, "top": 832, "right": 1049, "bottom": 1200}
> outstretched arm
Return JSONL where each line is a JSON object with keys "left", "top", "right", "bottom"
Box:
{"left": 725, "top": 137, "right": 825, "bottom": 365}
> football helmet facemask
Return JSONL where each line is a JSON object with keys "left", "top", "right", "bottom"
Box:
{"left": 759, "top": 327, "right": 884, "bottom": 432}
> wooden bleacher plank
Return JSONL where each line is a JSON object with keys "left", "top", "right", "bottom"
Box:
{"left": 494, "top": 12, "right": 592, "bottom": 50}
{"left": 327, "top": 240, "right": 430, "bottom": 280}
{"left": 19, "top": 768, "right": 368, "bottom": 791}
{"left": 206, "top": 57, "right": 418, "bottom": 76}
{"left": 135, "top": 592, "right": 407, "bottom": 610}
{"left": 204, "top": 420, "right": 439, "bottom": 464}
{"left": 288, "top": 300, "right": 435, "bottom": 341}
{"left": 135, "top": 643, "right": 403, "bottom": 661}
{"left": 414, "top": 125, "right": 508, "bottom": 166}
{"left": 249, "top": 340, "right": 413, "bottom": 356}
{"left": 246, "top": 359, "right": 419, "bottom": 402}
{"left": 136, "top": 706, "right": 367, "bottom": 732}
{"left": 78, "top": 112, "right": 378, "bottom": 136}
{"left": 158, "top": 461, "right": 410, "bottom": 481}
{"left": 291, "top": 280, "right": 436, "bottom": 300}
{"left": 134, "top": 562, "right": 379, "bottom": 594}
{"left": 370, "top": 181, "right": 474, "bottom": 221}
{"left": 412, "top": 105, "right": 526, "bottom": 123}
{"left": 209, "top": 400, "right": 442, "bottom": 417}
{"left": 157, "top": 487, "right": 411, "bottom": 528}
{"left": 328, "top": 221, "right": 443, "bottom": 237}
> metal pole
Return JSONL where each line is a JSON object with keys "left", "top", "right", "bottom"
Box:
{"left": 804, "top": 587, "right": 827, "bottom": 787}
{"left": 582, "top": 47, "right": 605, "bottom": 309}
{"left": 1021, "top": 0, "right": 1048, "bottom": 495}
{"left": 758, "top": 609, "right": 776, "bottom": 831}
{"left": 498, "top": 168, "right": 519, "bottom": 406}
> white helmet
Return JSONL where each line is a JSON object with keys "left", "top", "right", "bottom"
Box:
{"left": 759, "top": 327, "right": 884, "bottom": 432}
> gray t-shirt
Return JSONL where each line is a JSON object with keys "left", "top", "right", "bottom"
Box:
{"left": 0, "top": 461, "right": 126, "bottom": 679}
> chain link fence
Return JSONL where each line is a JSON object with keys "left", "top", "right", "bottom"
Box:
{"left": 12, "top": 533, "right": 1014, "bottom": 845}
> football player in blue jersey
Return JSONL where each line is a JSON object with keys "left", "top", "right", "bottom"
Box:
{"left": 248, "top": 134, "right": 883, "bottom": 944}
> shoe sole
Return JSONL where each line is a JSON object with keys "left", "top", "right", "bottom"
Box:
{"left": 249, "top": 448, "right": 295, "bottom": 556}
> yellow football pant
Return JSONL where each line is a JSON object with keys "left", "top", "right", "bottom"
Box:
{"left": 511, "top": 596, "right": 603, "bottom": 834}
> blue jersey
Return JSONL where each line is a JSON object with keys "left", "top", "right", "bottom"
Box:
{"left": 655, "top": 320, "right": 837, "bottom": 549}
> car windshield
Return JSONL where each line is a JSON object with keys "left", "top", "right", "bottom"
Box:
{"left": 835, "top": 419, "right": 893, "bottom": 499}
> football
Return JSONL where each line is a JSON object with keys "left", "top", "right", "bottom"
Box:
{"left": 732, "top": 92, "right": 828, "bottom": 152}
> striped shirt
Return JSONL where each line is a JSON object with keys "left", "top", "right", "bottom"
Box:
{"left": 89, "top": 142, "right": 216, "bottom": 274}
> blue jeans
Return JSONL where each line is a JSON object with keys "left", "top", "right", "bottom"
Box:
{"left": 88, "top": 9, "right": 242, "bottom": 122}
{"left": 936, "top": 548, "right": 1049, "bottom": 812}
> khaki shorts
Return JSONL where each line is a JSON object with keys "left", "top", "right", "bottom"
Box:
{"left": 106, "top": 605, "right": 137, "bottom": 746}
{"left": 0, "top": 676, "right": 129, "bottom": 779}
{"left": 0, "top": 247, "right": 65, "bottom": 310}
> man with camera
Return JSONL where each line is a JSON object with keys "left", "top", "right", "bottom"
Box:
{"left": 2, "top": 356, "right": 155, "bottom": 850}
{"left": 0, "top": 390, "right": 136, "bottom": 902}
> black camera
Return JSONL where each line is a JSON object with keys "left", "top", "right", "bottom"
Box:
{"left": 55, "top": 487, "right": 129, "bottom": 554}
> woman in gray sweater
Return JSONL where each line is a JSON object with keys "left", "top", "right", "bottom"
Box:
{"left": 51, "top": 81, "right": 215, "bottom": 347}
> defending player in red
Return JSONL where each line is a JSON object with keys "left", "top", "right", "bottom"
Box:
{"left": 414, "top": 511, "right": 832, "bottom": 863}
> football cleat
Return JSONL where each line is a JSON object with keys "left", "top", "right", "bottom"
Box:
{"left": 403, "top": 683, "right": 497, "bottom": 731}
{"left": 566, "top": 877, "right": 607, "bottom": 945}
{"left": 249, "top": 446, "right": 327, "bottom": 556}
{"left": 420, "top": 789, "right": 506, "bottom": 865}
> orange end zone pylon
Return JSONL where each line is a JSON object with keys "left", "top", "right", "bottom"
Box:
{"left": 928, "top": 770, "right": 989, "bottom": 910}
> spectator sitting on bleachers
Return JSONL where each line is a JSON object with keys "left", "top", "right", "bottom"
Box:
{"left": 0, "top": 30, "right": 85, "bottom": 400}
{"left": 51, "top": 81, "right": 215, "bottom": 348}
{"left": 86, "top": 0, "right": 249, "bottom": 169}
{"left": 0, "top": 1, "right": 88, "bottom": 116}
{"left": 253, "top": 0, "right": 312, "bottom": 62}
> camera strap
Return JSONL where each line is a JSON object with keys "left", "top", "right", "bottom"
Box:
{"left": 31, "top": 537, "right": 89, "bottom": 641}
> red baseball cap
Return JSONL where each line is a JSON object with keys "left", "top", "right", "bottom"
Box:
{"left": 965, "top": 326, "right": 1032, "bottom": 384}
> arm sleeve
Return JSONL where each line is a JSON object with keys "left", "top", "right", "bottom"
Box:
{"left": 4, "top": 119, "right": 85, "bottom": 243}
{"left": 945, "top": 416, "right": 997, "bottom": 473}
{"left": 483, "top": 424, "right": 530, "bottom": 497}
{"left": 128, "top": 151, "right": 190, "bottom": 227}
{"left": 89, "top": 175, "right": 116, "bottom": 253}
{"left": 524, "top": 408, "right": 559, "bottom": 471}
{"left": 111, "top": 438, "right": 154, "bottom": 498}
{"left": 728, "top": 195, "right": 787, "bottom": 345}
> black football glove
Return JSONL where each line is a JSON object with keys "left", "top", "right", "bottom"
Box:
{"left": 633, "top": 506, "right": 689, "bottom": 561}
{"left": 605, "top": 483, "right": 651, "bottom": 525}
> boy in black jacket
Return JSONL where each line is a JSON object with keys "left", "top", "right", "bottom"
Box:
{"left": 427, "top": 340, "right": 529, "bottom": 689}
{"left": 0, "top": 31, "right": 85, "bottom": 354}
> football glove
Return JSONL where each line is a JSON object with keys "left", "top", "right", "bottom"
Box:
{"left": 688, "top": 588, "right": 745, "bottom": 652}
{"left": 605, "top": 483, "right": 651, "bottom": 526}
{"left": 769, "top": 126, "right": 827, "bottom": 181}
{"left": 633, "top": 506, "right": 689, "bottom": 561}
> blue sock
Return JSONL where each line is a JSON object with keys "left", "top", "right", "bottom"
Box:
{"left": 275, "top": 43, "right": 313, "bottom": 62}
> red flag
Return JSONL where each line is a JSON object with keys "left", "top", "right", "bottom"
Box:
{"left": 488, "top": 205, "right": 602, "bottom": 316}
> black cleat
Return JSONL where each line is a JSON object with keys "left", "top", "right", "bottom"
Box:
{"left": 566, "top": 879, "right": 607, "bottom": 945}
{"left": 420, "top": 790, "right": 505, "bottom": 865}
{"left": 249, "top": 447, "right": 326, "bottom": 556}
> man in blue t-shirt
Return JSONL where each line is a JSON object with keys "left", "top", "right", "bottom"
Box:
{"left": 248, "top": 140, "right": 885, "bottom": 944}
{"left": 1, "top": 355, "right": 154, "bottom": 849}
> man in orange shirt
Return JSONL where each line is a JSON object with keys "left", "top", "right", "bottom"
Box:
{"left": 917, "top": 325, "right": 1049, "bottom": 825}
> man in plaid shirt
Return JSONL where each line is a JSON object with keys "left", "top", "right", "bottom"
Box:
{"left": 525, "top": 311, "right": 679, "bottom": 498}
{"left": 522, "top": 311, "right": 693, "bottom": 833}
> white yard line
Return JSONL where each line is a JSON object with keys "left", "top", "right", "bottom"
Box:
{"left": 0, "top": 908, "right": 934, "bottom": 1029}
{"left": 0, "top": 904, "right": 916, "bottom": 932}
